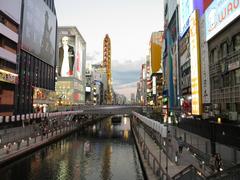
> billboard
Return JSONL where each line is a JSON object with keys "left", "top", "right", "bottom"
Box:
{"left": 190, "top": 10, "right": 202, "bottom": 115}
{"left": 205, "top": 0, "right": 240, "bottom": 41}
{"left": 179, "top": 0, "right": 194, "bottom": 37}
{"left": 57, "top": 27, "right": 85, "bottom": 81}
{"left": 200, "top": 15, "right": 210, "bottom": 104}
{"left": 58, "top": 35, "right": 76, "bottom": 77}
{"left": 22, "top": 0, "right": 57, "bottom": 66}
{"left": 75, "top": 36, "right": 85, "bottom": 81}
{"left": 0, "top": 0, "right": 22, "bottom": 24}
{"left": 150, "top": 32, "right": 163, "bottom": 73}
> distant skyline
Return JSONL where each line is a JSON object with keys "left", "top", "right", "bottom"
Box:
{"left": 55, "top": 0, "right": 164, "bottom": 99}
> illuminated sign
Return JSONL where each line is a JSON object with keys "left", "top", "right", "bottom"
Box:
{"left": 190, "top": 10, "right": 202, "bottom": 115}
{"left": 205, "top": 0, "right": 240, "bottom": 41}
{"left": 0, "top": 69, "right": 17, "bottom": 84}
{"left": 152, "top": 76, "right": 157, "bottom": 95}
{"left": 179, "top": 0, "right": 194, "bottom": 37}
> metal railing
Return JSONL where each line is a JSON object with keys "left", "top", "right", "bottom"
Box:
{"left": 132, "top": 118, "right": 170, "bottom": 179}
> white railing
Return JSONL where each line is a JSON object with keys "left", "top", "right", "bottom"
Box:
{"left": 133, "top": 111, "right": 167, "bottom": 138}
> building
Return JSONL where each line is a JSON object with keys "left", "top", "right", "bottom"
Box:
{"left": 85, "top": 63, "right": 107, "bottom": 105}
{"left": 15, "top": 0, "right": 57, "bottom": 114}
{"left": 102, "top": 34, "right": 112, "bottom": 104}
{"left": 0, "top": 0, "right": 21, "bottom": 115}
{"left": 55, "top": 26, "right": 86, "bottom": 106}
{"left": 205, "top": 0, "right": 240, "bottom": 120}
{"left": 136, "top": 82, "right": 141, "bottom": 105}
{"left": 130, "top": 93, "right": 135, "bottom": 104}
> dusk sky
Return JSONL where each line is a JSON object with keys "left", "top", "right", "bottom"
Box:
{"left": 55, "top": 0, "right": 164, "bottom": 99}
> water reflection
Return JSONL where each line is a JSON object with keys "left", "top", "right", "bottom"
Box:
{"left": 0, "top": 116, "right": 144, "bottom": 180}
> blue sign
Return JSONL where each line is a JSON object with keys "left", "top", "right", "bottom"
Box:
{"left": 179, "top": 0, "right": 194, "bottom": 37}
{"left": 205, "top": 0, "right": 240, "bottom": 41}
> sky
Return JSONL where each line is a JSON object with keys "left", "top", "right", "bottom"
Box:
{"left": 55, "top": 0, "right": 164, "bottom": 99}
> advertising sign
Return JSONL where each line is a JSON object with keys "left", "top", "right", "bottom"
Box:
{"left": 179, "top": 0, "right": 194, "bottom": 37}
{"left": 58, "top": 35, "right": 76, "bottom": 77}
{"left": 190, "top": 10, "right": 202, "bottom": 115}
{"left": 152, "top": 76, "right": 157, "bottom": 95}
{"left": 205, "top": 0, "right": 240, "bottom": 41}
{"left": 22, "top": 0, "right": 57, "bottom": 66}
{"left": 58, "top": 28, "right": 85, "bottom": 81}
{"left": 200, "top": 15, "right": 211, "bottom": 104}
{"left": 0, "top": 69, "right": 18, "bottom": 84}
{"left": 74, "top": 36, "right": 85, "bottom": 81}
{"left": 0, "top": 0, "right": 22, "bottom": 24}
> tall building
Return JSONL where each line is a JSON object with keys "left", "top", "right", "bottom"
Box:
{"left": 15, "top": 0, "right": 57, "bottom": 114}
{"left": 55, "top": 26, "right": 86, "bottom": 106}
{"left": 102, "top": 34, "right": 112, "bottom": 104}
{"left": 205, "top": 0, "right": 240, "bottom": 120}
{"left": 0, "top": 0, "right": 21, "bottom": 115}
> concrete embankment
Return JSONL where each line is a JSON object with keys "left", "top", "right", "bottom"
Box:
{"left": 0, "top": 125, "right": 78, "bottom": 168}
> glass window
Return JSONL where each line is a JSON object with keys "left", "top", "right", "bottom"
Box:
{"left": 233, "top": 34, "right": 240, "bottom": 51}
{"left": 235, "top": 69, "right": 240, "bottom": 84}
{"left": 223, "top": 73, "right": 229, "bottom": 87}
{"left": 210, "top": 48, "right": 218, "bottom": 64}
{"left": 221, "top": 42, "right": 228, "bottom": 57}
{"left": 211, "top": 76, "right": 220, "bottom": 89}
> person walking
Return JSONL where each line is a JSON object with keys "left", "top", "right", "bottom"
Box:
{"left": 178, "top": 137, "right": 184, "bottom": 154}
{"left": 215, "top": 153, "right": 223, "bottom": 172}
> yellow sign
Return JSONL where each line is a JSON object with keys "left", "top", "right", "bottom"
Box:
{"left": 190, "top": 10, "right": 202, "bottom": 115}
{"left": 0, "top": 69, "right": 18, "bottom": 84}
{"left": 150, "top": 32, "right": 163, "bottom": 73}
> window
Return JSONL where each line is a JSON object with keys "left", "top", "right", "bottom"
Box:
{"left": 210, "top": 48, "right": 218, "bottom": 64}
{"left": 235, "top": 68, "right": 240, "bottom": 84}
{"left": 223, "top": 73, "right": 229, "bottom": 87}
{"left": 221, "top": 42, "right": 228, "bottom": 58}
{"left": 211, "top": 76, "right": 220, "bottom": 89}
{"left": 233, "top": 34, "right": 240, "bottom": 51}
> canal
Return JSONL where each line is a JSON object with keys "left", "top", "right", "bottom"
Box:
{"left": 0, "top": 116, "right": 144, "bottom": 180}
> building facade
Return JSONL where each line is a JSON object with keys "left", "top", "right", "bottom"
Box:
{"left": 0, "top": 0, "right": 21, "bottom": 115}
{"left": 206, "top": 0, "right": 240, "bottom": 120}
{"left": 55, "top": 26, "right": 86, "bottom": 106}
{"left": 17, "top": 0, "right": 57, "bottom": 114}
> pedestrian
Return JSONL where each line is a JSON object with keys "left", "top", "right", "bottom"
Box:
{"left": 215, "top": 153, "right": 223, "bottom": 172}
{"left": 209, "top": 154, "right": 215, "bottom": 172}
{"left": 178, "top": 137, "right": 184, "bottom": 154}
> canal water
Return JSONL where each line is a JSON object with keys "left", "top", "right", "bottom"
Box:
{"left": 0, "top": 116, "right": 144, "bottom": 180}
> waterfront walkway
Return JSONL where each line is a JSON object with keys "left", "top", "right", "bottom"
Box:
{"left": 133, "top": 118, "right": 213, "bottom": 179}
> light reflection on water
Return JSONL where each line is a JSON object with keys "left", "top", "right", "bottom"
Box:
{"left": 0, "top": 116, "right": 144, "bottom": 180}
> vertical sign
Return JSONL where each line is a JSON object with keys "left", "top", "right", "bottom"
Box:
{"left": 190, "top": 10, "right": 202, "bottom": 115}
{"left": 152, "top": 76, "right": 156, "bottom": 95}
{"left": 200, "top": 15, "right": 210, "bottom": 104}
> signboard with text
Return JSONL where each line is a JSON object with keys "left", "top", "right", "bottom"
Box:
{"left": 205, "top": 0, "right": 240, "bottom": 41}
{"left": 190, "top": 10, "right": 202, "bottom": 115}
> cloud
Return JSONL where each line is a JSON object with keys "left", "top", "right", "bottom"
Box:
{"left": 114, "top": 81, "right": 138, "bottom": 100}
{"left": 112, "top": 58, "right": 144, "bottom": 72}
{"left": 112, "top": 70, "right": 140, "bottom": 86}
{"left": 86, "top": 51, "right": 101, "bottom": 63}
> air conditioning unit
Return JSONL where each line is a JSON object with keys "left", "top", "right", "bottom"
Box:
{"left": 229, "top": 112, "right": 238, "bottom": 121}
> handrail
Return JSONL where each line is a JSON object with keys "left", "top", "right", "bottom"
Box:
{"left": 172, "top": 164, "right": 206, "bottom": 180}
{"left": 207, "top": 164, "right": 240, "bottom": 179}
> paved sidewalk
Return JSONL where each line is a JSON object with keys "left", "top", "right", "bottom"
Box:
{"left": 137, "top": 123, "right": 213, "bottom": 178}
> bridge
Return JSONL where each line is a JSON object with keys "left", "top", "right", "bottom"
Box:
{"left": 0, "top": 105, "right": 143, "bottom": 125}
